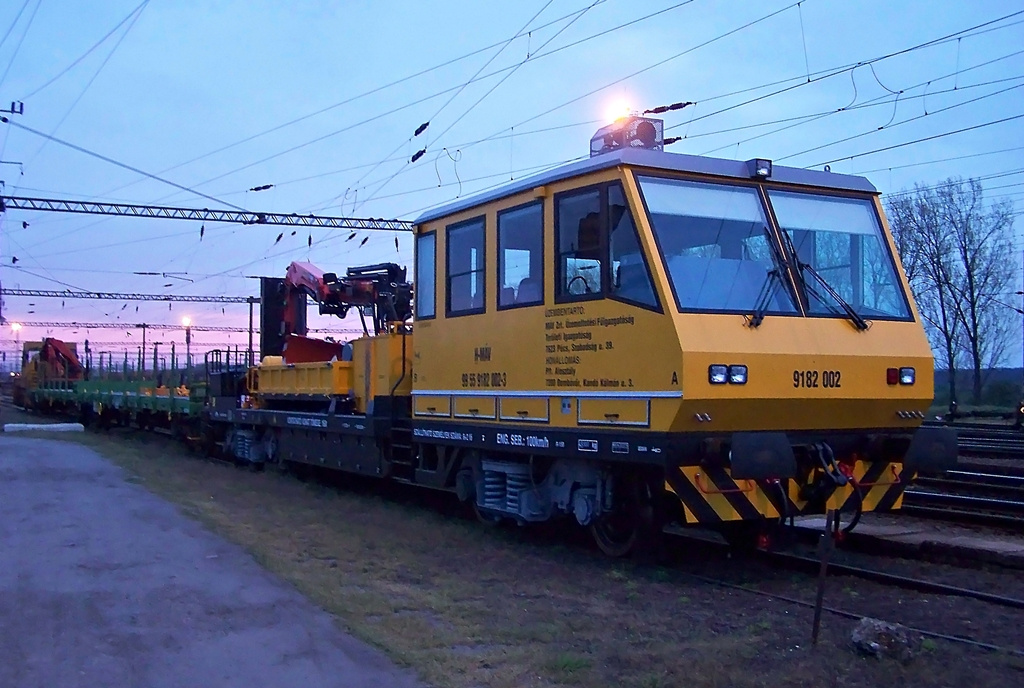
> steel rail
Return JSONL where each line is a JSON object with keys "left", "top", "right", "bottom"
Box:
{"left": 904, "top": 490, "right": 1024, "bottom": 511}
{"left": 662, "top": 530, "right": 1024, "bottom": 655}
{"left": 900, "top": 504, "right": 1024, "bottom": 529}
{"left": 762, "top": 549, "right": 1024, "bottom": 610}
{"left": 678, "top": 568, "right": 1024, "bottom": 656}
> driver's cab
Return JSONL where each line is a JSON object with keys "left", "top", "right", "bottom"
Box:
{"left": 410, "top": 141, "right": 932, "bottom": 437}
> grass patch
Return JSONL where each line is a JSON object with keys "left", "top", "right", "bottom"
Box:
{"left": 4, "top": 405, "right": 1021, "bottom": 688}
{"left": 543, "top": 653, "right": 591, "bottom": 684}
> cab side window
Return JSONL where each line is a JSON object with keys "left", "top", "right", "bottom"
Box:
{"left": 609, "top": 184, "right": 658, "bottom": 309}
{"left": 556, "top": 189, "right": 602, "bottom": 298}
{"left": 555, "top": 183, "right": 660, "bottom": 311}
{"left": 415, "top": 231, "right": 436, "bottom": 319}
{"left": 446, "top": 217, "right": 485, "bottom": 316}
{"left": 498, "top": 201, "right": 543, "bottom": 308}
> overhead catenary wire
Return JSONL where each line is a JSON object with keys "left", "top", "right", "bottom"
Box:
{"left": 113, "top": 0, "right": 614, "bottom": 189}
{"left": 17, "top": 0, "right": 150, "bottom": 100}
{"left": 852, "top": 144, "right": 1024, "bottom": 175}
{"left": 342, "top": 0, "right": 561, "bottom": 208}
{"left": 153, "top": 0, "right": 700, "bottom": 205}
{"left": 694, "top": 50, "right": 1024, "bottom": 156}
{"left": 883, "top": 177, "right": 1024, "bottom": 201}
{"left": 352, "top": 0, "right": 608, "bottom": 212}
{"left": 807, "top": 112, "right": 1024, "bottom": 169}
{"left": 0, "top": 0, "right": 32, "bottom": 52}
{"left": 662, "top": 9, "right": 1024, "bottom": 144}
{"left": 22, "top": 1, "right": 150, "bottom": 167}
{"left": 0, "top": 0, "right": 42, "bottom": 91}
{"left": 346, "top": 0, "right": 797, "bottom": 205}
{"left": 676, "top": 72, "right": 1024, "bottom": 147}
{"left": 9, "top": 2, "right": 1024, "bottom": 327}
{"left": 346, "top": 5, "right": 1024, "bottom": 207}
{"left": 776, "top": 81, "right": 1024, "bottom": 163}
{"left": 101, "top": 41, "right": 1024, "bottom": 240}
{"left": 0, "top": 119, "right": 250, "bottom": 211}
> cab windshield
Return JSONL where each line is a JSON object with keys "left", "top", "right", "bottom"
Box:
{"left": 638, "top": 176, "right": 799, "bottom": 315}
{"left": 767, "top": 190, "right": 911, "bottom": 320}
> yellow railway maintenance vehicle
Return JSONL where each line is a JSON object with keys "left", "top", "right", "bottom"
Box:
{"left": 216, "top": 117, "right": 956, "bottom": 556}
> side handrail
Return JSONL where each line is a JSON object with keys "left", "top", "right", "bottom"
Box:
{"left": 851, "top": 464, "right": 902, "bottom": 488}
{"left": 695, "top": 471, "right": 756, "bottom": 494}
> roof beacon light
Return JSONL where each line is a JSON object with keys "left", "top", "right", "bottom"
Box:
{"left": 590, "top": 116, "right": 664, "bottom": 157}
{"left": 748, "top": 158, "right": 772, "bottom": 178}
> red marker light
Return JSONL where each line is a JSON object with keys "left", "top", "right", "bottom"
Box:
{"left": 886, "top": 368, "right": 899, "bottom": 385}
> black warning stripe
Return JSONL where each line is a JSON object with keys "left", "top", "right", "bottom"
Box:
{"left": 854, "top": 461, "right": 894, "bottom": 513}
{"left": 873, "top": 484, "right": 903, "bottom": 512}
{"left": 759, "top": 479, "right": 792, "bottom": 519}
{"left": 856, "top": 461, "right": 888, "bottom": 488}
{"left": 873, "top": 466, "right": 907, "bottom": 512}
{"left": 700, "top": 465, "right": 763, "bottom": 521}
{"left": 666, "top": 467, "right": 722, "bottom": 524}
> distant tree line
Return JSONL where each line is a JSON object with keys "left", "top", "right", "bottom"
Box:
{"left": 886, "top": 178, "right": 1016, "bottom": 406}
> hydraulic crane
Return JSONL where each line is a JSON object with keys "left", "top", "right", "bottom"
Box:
{"left": 282, "top": 261, "right": 412, "bottom": 339}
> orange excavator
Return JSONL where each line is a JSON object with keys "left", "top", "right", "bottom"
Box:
{"left": 12, "top": 337, "right": 83, "bottom": 407}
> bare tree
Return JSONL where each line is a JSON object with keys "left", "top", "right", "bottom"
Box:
{"left": 886, "top": 178, "right": 1016, "bottom": 405}
{"left": 940, "top": 179, "right": 1015, "bottom": 402}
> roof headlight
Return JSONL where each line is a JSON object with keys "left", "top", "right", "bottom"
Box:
{"left": 728, "top": 365, "right": 748, "bottom": 384}
{"left": 899, "top": 367, "right": 915, "bottom": 385}
{"left": 708, "top": 364, "right": 728, "bottom": 385}
{"left": 748, "top": 158, "right": 772, "bottom": 178}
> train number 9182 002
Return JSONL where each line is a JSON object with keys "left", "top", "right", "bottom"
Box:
{"left": 793, "top": 370, "right": 842, "bottom": 388}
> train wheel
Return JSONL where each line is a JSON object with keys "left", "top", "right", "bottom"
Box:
{"left": 590, "top": 475, "right": 656, "bottom": 558}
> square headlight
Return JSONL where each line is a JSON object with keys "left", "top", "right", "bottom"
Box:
{"left": 899, "top": 367, "right": 915, "bottom": 385}
{"left": 728, "top": 365, "right": 748, "bottom": 384}
{"left": 708, "top": 364, "right": 728, "bottom": 384}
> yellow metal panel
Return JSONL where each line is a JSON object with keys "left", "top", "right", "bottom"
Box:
{"left": 577, "top": 397, "right": 649, "bottom": 427}
{"left": 498, "top": 396, "right": 549, "bottom": 422}
{"left": 256, "top": 360, "right": 353, "bottom": 397}
{"left": 453, "top": 395, "right": 496, "bottom": 419}
{"left": 414, "top": 394, "right": 451, "bottom": 417}
{"left": 370, "top": 332, "right": 413, "bottom": 399}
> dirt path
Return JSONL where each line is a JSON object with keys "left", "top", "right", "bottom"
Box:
{"left": 0, "top": 434, "right": 424, "bottom": 688}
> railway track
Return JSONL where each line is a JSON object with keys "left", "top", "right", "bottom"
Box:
{"left": 923, "top": 420, "right": 1024, "bottom": 458}
{"left": 903, "top": 469, "right": 1024, "bottom": 528}
{"left": 904, "top": 422, "right": 1024, "bottom": 527}
{"left": 665, "top": 530, "right": 1024, "bottom": 656}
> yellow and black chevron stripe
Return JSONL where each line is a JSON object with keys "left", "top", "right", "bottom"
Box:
{"left": 665, "top": 465, "right": 783, "bottom": 524}
{"left": 665, "top": 460, "right": 908, "bottom": 525}
{"left": 827, "top": 460, "right": 907, "bottom": 514}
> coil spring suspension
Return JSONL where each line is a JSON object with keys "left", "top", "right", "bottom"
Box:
{"left": 505, "top": 473, "right": 531, "bottom": 513}
{"left": 482, "top": 470, "right": 507, "bottom": 511}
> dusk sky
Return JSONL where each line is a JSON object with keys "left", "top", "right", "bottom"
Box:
{"left": 0, "top": 0, "right": 1021, "bottom": 364}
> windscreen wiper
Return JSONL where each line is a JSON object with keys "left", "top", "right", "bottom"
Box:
{"left": 773, "top": 225, "right": 869, "bottom": 331}
{"left": 748, "top": 268, "right": 781, "bottom": 328}
{"left": 747, "top": 226, "right": 796, "bottom": 328}
{"left": 799, "top": 262, "right": 869, "bottom": 331}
